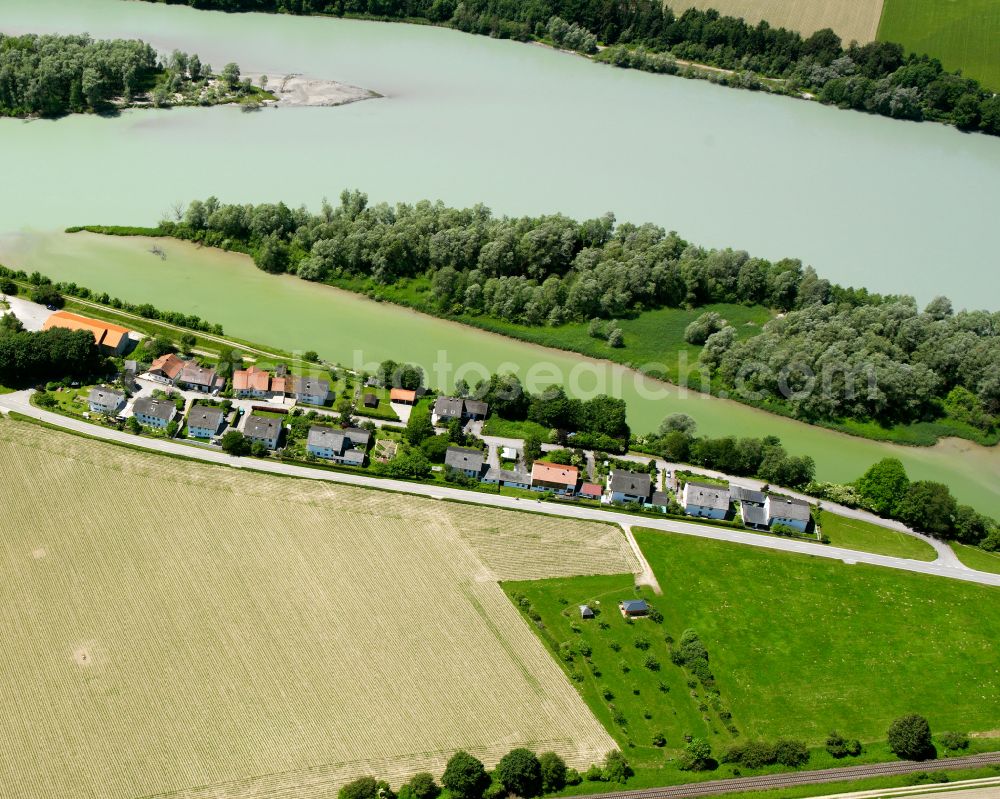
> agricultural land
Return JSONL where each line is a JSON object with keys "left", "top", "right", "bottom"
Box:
{"left": 878, "top": 0, "right": 1000, "bottom": 89}
{"left": 0, "top": 417, "right": 636, "bottom": 799}
{"left": 507, "top": 529, "right": 999, "bottom": 782}
{"left": 669, "top": 0, "right": 885, "bottom": 46}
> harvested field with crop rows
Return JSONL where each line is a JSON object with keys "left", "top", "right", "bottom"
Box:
{"left": 0, "top": 419, "right": 628, "bottom": 799}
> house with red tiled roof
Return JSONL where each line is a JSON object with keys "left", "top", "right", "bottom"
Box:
{"left": 42, "top": 311, "right": 132, "bottom": 355}
{"left": 530, "top": 461, "right": 579, "bottom": 495}
{"left": 148, "top": 353, "right": 185, "bottom": 384}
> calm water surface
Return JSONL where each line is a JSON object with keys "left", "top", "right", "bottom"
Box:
{"left": 1, "top": 0, "right": 998, "bottom": 511}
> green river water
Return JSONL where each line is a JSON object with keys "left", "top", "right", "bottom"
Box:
{"left": 0, "top": 0, "right": 998, "bottom": 512}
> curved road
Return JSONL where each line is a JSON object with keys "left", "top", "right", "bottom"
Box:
{"left": 2, "top": 390, "right": 998, "bottom": 588}
{"left": 580, "top": 751, "right": 1000, "bottom": 799}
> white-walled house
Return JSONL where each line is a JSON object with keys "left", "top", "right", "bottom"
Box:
{"left": 765, "top": 495, "right": 813, "bottom": 533}
{"left": 88, "top": 387, "right": 125, "bottom": 416}
{"left": 682, "top": 481, "right": 730, "bottom": 519}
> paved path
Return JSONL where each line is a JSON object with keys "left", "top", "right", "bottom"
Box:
{"left": 3, "top": 391, "right": 998, "bottom": 588}
{"left": 2, "top": 295, "right": 56, "bottom": 331}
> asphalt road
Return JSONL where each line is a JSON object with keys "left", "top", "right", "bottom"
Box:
{"left": 2, "top": 390, "right": 998, "bottom": 588}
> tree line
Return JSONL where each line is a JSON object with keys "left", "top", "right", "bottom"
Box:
{"left": 137, "top": 0, "right": 1000, "bottom": 135}
{"left": 0, "top": 32, "right": 253, "bottom": 117}
{"left": 0, "top": 315, "right": 104, "bottom": 387}
{"left": 146, "top": 190, "right": 1000, "bottom": 431}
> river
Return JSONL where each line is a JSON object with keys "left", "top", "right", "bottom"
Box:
{"left": 0, "top": 0, "right": 998, "bottom": 513}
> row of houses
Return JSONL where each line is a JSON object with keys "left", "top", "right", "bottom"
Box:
{"left": 148, "top": 354, "right": 225, "bottom": 393}
{"left": 683, "top": 481, "right": 813, "bottom": 532}
{"left": 233, "top": 365, "right": 332, "bottom": 405}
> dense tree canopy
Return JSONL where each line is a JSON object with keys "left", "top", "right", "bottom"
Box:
{"left": 141, "top": 0, "right": 1000, "bottom": 135}
{"left": 887, "top": 714, "right": 934, "bottom": 760}
{"left": 160, "top": 192, "right": 998, "bottom": 433}
{"left": 0, "top": 327, "right": 103, "bottom": 386}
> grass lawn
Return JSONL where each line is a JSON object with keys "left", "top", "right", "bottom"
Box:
{"left": 509, "top": 529, "right": 999, "bottom": 783}
{"left": 482, "top": 416, "right": 552, "bottom": 440}
{"left": 819, "top": 510, "right": 937, "bottom": 561}
{"left": 950, "top": 542, "right": 1000, "bottom": 574}
{"left": 878, "top": 0, "right": 1000, "bottom": 89}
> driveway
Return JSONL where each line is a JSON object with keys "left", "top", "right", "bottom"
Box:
{"left": 3, "top": 390, "right": 998, "bottom": 589}
{"left": 2, "top": 296, "right": 56, "bottom": 331}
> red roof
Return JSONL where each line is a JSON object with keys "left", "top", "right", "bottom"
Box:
{"left": 149, "top": 353, "right": 184, "bottom": 380}
{"left": 531, "top": 461, "right": 579, "bottom": 488}
{"left": 390, "top": 388, "right": 417, "bottom": 402}
{"left": 579, "top": 482, "right": 603, "bottom": 498}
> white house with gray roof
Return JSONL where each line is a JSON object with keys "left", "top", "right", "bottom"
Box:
{"left": 607, "top": 469, "right": 653, "bottom": 504}
{"left": 306, "top": 425, "right": 370, "bottom": 465}
{"left": 444, "top": 446, "right": 485, "bottom": 478}
{"left": 765, "top": 495, "right": 813, "bottom": 533}
{"left": 482, "top": 466, "right": 531, "bottom": 490}
{"left": 187, "top": 405, "right": 225, "bottom": 439}
{"left": 682, "top": 481, "right": 731, "bottom": 519}
{"left": 88, "top": 387, "right": 125, "bottom": 416}
{"left": 292, "top": 377, "right": 330, "bottom": 406}
{"left": 132, "top": 397, "right": 176, "bottom": 429}
{"left": 244, "top": 414, "right": 281, "bottom": 450}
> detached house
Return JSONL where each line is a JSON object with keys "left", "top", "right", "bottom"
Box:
{"left": 188, "top": 405, "right": 225, "bottom": 439}
{"left": 482, "top": 466, "right": 531, "bottom": 490}
{"left": 292, "top": 376, "right": 330, "bottom": 406}
{"left": 530, "top": 461, "right": 579, "bottom": 495}
{"left": 607, "top": 469, "right": 653, "bottom": 504}
{"left": 88, "top": 387, "right": 125, "bottom": 416}
{"left": 148, "top": 353, "right": 184, "bottom": 384}
{"left": 132, "top": 397, "right": 175, "bottom": 429}
{"left": 179, "top": 363, "right": 221, "bottom": 393}
{"left": 765, "top": 495, "right": 813, "bottom": 533}
{"left": 233, "top": 366, "right": 272, "bottom": 398}
{"left": 682, "top": 481, "right": 731, "bottom": 519}
{"left": 306, "top": 425, "right": 371, "bottom": 465}
{"left": 431, "top": 396, "right": 490, "bottom": 425}
{"left": 244, "top": 414, "right": 281, "bottom": 450}
{"left": 444, "top": 446, "right": 485, "bottom": 478}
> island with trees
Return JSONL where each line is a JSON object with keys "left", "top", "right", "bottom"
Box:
{"left": 72, "top": 190, "right": 1000, "bottom": 447}
{"left": 133, "top": 0, "right": 1000, "bottom": 136}
{"left": 0, "top": 32, "right": 271, "bottom": 117}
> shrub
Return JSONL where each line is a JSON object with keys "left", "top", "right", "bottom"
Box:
{"left": 940, "top": 731, "right": 969, "bottom": 751}
{"left": 404, "top": 773, "right": 439, "bottom": 799}
{"left": 887, "top": 714, "right": 935, "bottom": 761}
{"left": 774, "top": 739, "right": 810, "bottom": 767}
{"left": 652, "top": 732, "right": 666, "bottom": 747}
{"left": 602, "top": 750, "right": 631, "bottom": 784}
{"left": 739, "top": 741, "right": 778, "bottom": 769}
{"left": 339, "top": 778, "right": 394, "bottom": 799}
{"left": 584, "top": 764, "right": 604, "bottom": 782}
{"left": 564, "top": 768, "right": 581, "bottom": 786}
{"left": 644, "top": 655, "right": 661, "bottom": 671}
{"left": 679, "top": 738, "right": 713, "bottom": 771}
{"left": 633, "top": 636, "right": 650, "bottom": 650}
{"left": 826, "top": 730, "right": 848, "bottom": 758}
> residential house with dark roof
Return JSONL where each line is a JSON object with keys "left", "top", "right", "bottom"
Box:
{"left": 765, "top": 495, "right": 813, "bottom": 533}
{"left": 530, "top": 461, "right": 579, "bottom": 495}
{"left": 88, "top": 387, "right": 125, "bottom": 416}
{"left": 363, "top": 393, "right": 379, "bottom": 408}
{"left": 682, "top": 481, "right": 731, "bottom": 520}
{"left": 607, "top": 469, "right": 653, "bottom": 504}
{"left": 244, "top": 414, "right": 281, "bottom": 450}
{"left": 132, "top": 396, "right": 176, "bottom": 429}
{"left": 463, "top": 399, "right": 488, "bottom": 420}
{"left": 444, "top": 446, "right": 485, "bottom": 478}
{"left": 292, "top": 376, "right": 330, "bottom": 406}
{"left": 306, "top": 425, "right": 371, "bottom": 465}
{"left": 649, "top": 491, "right": 671, "bottom": 513}
{"left": 432, "top": 396, "right": 465, "bottom": 424}
{"left": 619, "top": 599, "right": 649, "bottom": 617}
{"left": 482, "top": 466, "right": 531, "bottom": 490}
{"left": 188, "top": 405, "right": 225, "bottom": 439}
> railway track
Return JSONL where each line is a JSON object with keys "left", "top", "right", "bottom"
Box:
{"left": 582, "top": 751, "right": 1000, "bottom": 799}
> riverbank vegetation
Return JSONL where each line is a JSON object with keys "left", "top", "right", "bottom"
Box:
{"left": 73, "top": 191, "right": 999, "bottom": 446}
{"left": 0, "top": 32, "right": 266, "bottom": 117}
{"left": 134, "top": 0, "right": 1000, "bottom": 133}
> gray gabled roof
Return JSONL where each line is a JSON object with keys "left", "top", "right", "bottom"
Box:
{"left": 580, "top": 605, "right": 595, "bottom": 618}
{"left": 484, "top": 466, "right": 530, "bottom": 484}
{"left": 684, "top": 481, "right": 731, "bottom": 510}
{"left": 650, "top": 491, "right": 671, "bottom": 507}
{"left": 767, "top": 495, "right": 812, "bottom": 522}
{"left": 88, "top": 387, "right": 124, "bottom": 405}
{"left": 742, "top": 503, "right": 768, "bottom": 526}
{"left": 609, "top": 469, "right": 652, "bottom": 498}
{"left": 433, "top": 396, "right": 464, "bottom": 417}
{"left": 731, "top": 485, "right": 766, "bottom": 505}
{"left": 132, "top": 396, "right": 175, "bottom": 421}
{"left": 463, "top": 399, "right": 488, "bottom": 416}
{"left": 445, "top": 446, "right": 484, "bottom": 472}
{"left": 292, "top": 376, "right": 330, "bottom": 397}
{"left": 620, "top": 599, "right": 649, "bottom": 613}
{"left": 343, "top": 427, "right": 371, "bottom": 448}
{"left": 307, "top": 424, "right": 346, "bottom": 452}
{"left": 179, "top": 363, "right": 217, "bottom": 387}
{"left": 245, "top": 414, "right": 281, "bottom": 439}
{"left": 188, "top": 405, "right": 224, "bottom": 429}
